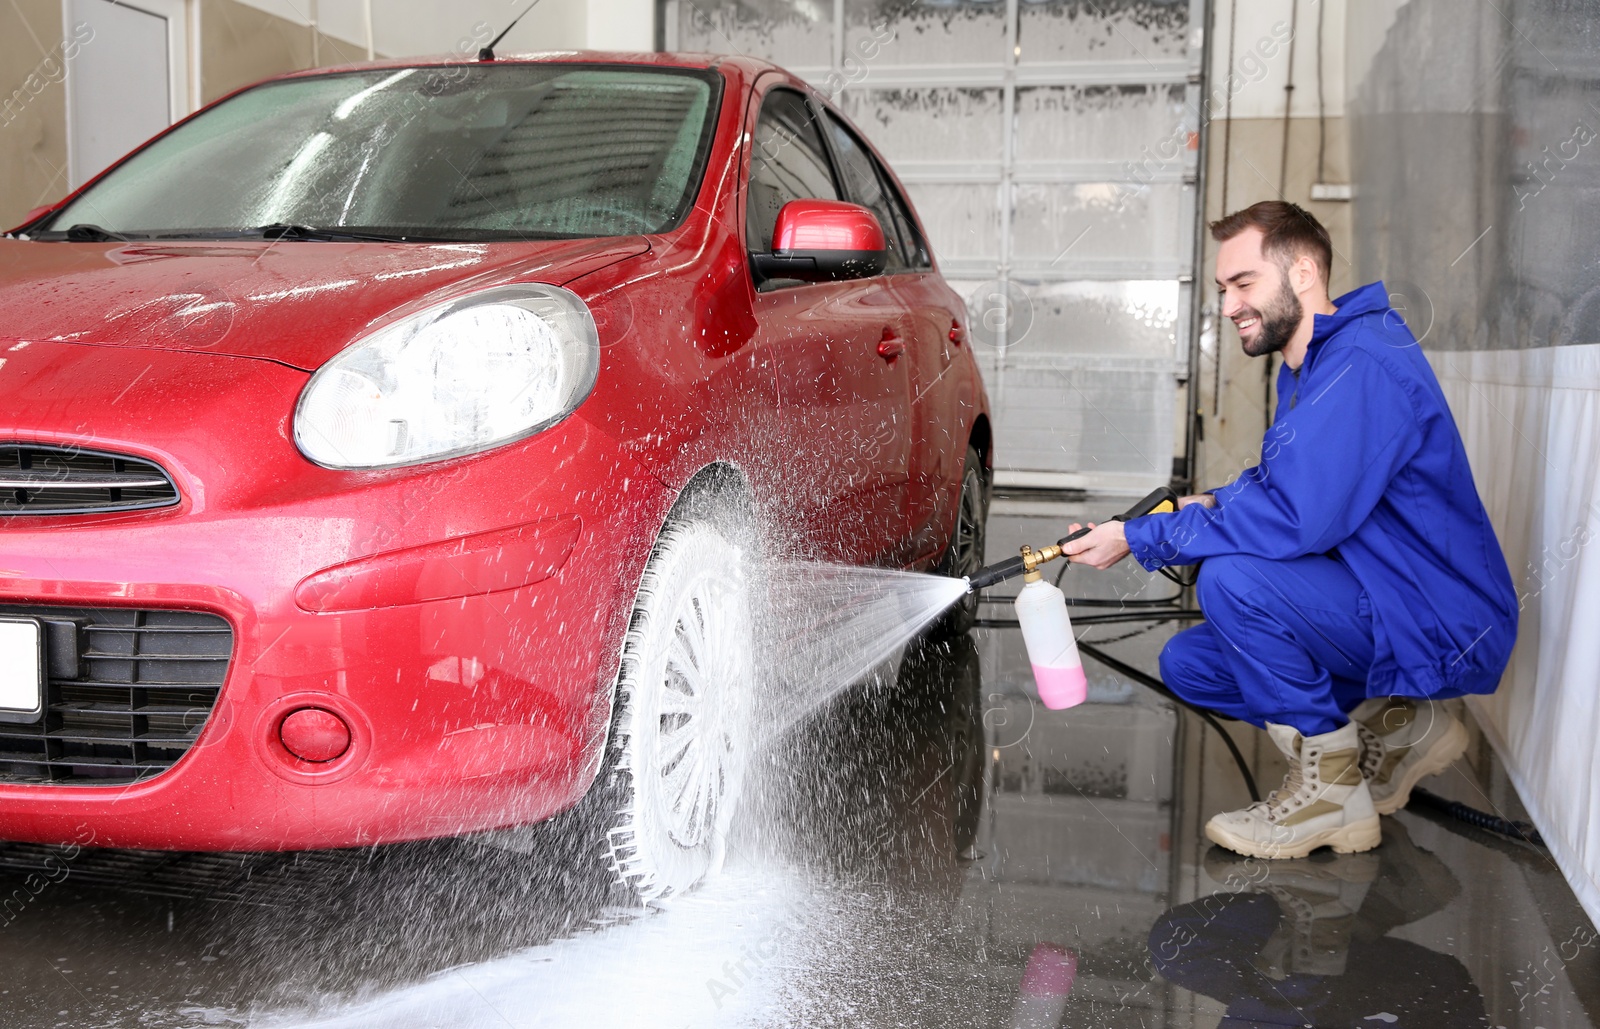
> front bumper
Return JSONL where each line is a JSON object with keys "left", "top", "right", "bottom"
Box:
{"left": 0, "top": 357, "right": 667, "bottom": 850}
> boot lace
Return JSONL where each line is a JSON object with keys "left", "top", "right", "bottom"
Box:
{"left": 1355, "top": 722, "right": 1385, "bottom": 781}
{"left": 1260, "top": 759, "right": 1307, "bottom": 818}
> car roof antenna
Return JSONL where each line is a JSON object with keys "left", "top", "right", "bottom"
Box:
{"left": 479, "top": 0, "right": 543, "bottom": 61}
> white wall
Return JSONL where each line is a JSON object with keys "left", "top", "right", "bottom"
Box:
{"left": 586, "top": 0, "right": 653, "bottom": 50}
{"left": 229, "top": 0, "right": 651, "bottom": 57}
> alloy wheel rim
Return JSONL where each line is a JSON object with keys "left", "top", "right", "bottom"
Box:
{"left": 655, "top": 579, "right": 739, "bottom": 849}
{"left": 953, "top": 468, "right": 985, "bottom": 576}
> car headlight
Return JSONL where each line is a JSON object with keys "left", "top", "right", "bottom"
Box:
{"left": 294, "top": 284, "right": 600, "bottom": 469}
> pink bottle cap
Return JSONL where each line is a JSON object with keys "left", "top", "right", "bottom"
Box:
{"left": 1021, "top": 942, "right": 1078, "bottom": 997}
{"left": 1032, "top": 664, "right": 1087, "bottom": 709}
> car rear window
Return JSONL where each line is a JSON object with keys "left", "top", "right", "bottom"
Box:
{"left": 41, "top": 64, "right": 721, "bottom": 242}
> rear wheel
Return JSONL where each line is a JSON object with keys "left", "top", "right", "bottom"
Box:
{"left": 601, "top": 518, "right": 754, "bottom": 900}
{"left": 930, "top": 445, "right": 989, "bottom": 637}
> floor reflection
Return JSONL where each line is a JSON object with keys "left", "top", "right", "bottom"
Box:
{"left": 1152, "top": 822, "right": 1485, "bottom": 1026}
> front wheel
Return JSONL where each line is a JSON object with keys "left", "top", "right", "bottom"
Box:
{"left": 601, "top": 518, "right": 754, "bottom": 901}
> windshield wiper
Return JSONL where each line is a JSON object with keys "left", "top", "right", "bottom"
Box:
{"left": 68, "top": 223, "right": 129, "bottom": 241}
{"left": 248, "top": 223, "right": 432, "bottom": 243}
{"left": 32, "top": 224, "right": 140, "bottom": 243}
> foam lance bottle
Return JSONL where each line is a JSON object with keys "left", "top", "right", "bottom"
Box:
{"left": 1015, "top": 549, "right": 1087, "bottom": 709}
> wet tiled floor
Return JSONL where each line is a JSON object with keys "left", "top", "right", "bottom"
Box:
{"left": 0, "top": 497, "right": 1592, "bottom": 1027}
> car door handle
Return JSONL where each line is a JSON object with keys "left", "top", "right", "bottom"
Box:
{"left": 948, "top": 320, "right": 965, "bottom": 346}
{"left": 877, "top": 335, "right": 906, "bottom": 361}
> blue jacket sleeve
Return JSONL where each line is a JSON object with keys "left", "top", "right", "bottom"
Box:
{"left": 1123, "top": 347, "right": 1423, "bottom": 568}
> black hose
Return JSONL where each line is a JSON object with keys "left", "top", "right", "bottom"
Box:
{"left": 1072, "top": 611, "right": 1204, "bottom": 626}
{"left": 973, "top": 611, "right": 1204, "bottom": 629}
{"left": 980, "top": 595, "right": 1186, "bottom": 608}
{"left": 1079, "top": 621, "right": 1169, "bottom": 645}
{"left": 1063, "top": 596, "right": 1186, "bottom": 607}
{"left": 1408, "top": 786, "right": 1545, "bottom": 847}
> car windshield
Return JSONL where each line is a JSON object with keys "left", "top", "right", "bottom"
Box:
{"left": 40, "top": 64, "right": 720, "bottom": 242}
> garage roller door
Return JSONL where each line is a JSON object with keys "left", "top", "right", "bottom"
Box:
{"left": 665, "top": 0, "right": 1206, "bottom": 493}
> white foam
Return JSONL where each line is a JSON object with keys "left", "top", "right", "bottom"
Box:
{"left": 252, "top": 867, "right": 811, "bottom": 1029}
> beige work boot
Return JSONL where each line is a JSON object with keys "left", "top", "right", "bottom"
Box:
{"left": 1351, "top": 698, "right": 1470, "bottom": 815}
{"left": 1205, "top": 722, "right": 1382, "bottom": 860}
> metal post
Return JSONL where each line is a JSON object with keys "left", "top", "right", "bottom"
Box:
{"left": 832, "top": 0, "right": 844, "bottom": 74}
{"left": 1181, "top": 0, "right": 1217, "bottom": 493}
{"left": 660, "top": 0, "right": 677, "bottom": 51}
{"left": 995, "top": 0, "right": 1019, "bottom": 404}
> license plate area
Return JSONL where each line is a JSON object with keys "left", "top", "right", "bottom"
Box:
{"left": 0, "top": 617, "right": 45, "bottom": 724}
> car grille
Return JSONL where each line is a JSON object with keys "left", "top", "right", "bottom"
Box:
{"left": 0, "top": 443, "right": 180, "bottom": 515}
{"left": 0, "top": 606, "right": 232, "bottom": 785}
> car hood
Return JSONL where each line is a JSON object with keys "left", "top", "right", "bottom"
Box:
{"left": 0, "top": 237, "right": 649, "bottom": 371}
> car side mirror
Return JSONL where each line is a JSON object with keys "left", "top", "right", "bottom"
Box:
{"left": 751, "top": 199, "right": 887, "bottom": 285}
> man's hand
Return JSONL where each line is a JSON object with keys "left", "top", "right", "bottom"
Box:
{"left": 1061, "top": 520, "right": 1130, "bottom": 570}
{"left": 1178, "top": 493, "right": 1216, "bottom": 510}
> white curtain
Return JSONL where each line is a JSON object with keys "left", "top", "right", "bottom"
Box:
{"left": 1432, "top": 343, "right": 1600, "bottom": 924}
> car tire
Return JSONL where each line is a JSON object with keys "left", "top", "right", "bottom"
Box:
{"left": 929, "top": 445, "right": 989, "bottom": 637}
{"left": 599, "top": 516, "right": 755, "bottom": 901}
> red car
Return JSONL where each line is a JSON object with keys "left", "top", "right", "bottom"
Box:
{"left": 0, "top": 52, "right": 990, "bottom": 898}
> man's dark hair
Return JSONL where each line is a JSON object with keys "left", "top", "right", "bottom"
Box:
{"left": 1210, "top": 201, "right": 1332, "bottom": 286}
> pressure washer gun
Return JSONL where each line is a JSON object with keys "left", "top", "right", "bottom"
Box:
{"left": 963, "top": 486, "right": 1179, "bottom": 710}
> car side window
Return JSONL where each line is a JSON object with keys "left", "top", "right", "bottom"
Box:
{"left": 746, "top": 89, "right": 839, "bottom": 255}
{"left": 821, "top": 113, "right": 909, "bottom": 273}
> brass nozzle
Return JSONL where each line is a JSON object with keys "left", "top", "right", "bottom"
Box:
{"left": 1020, "top": 543, "right": 1065, "bottom": 582}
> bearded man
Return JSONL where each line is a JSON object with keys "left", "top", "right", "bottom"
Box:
{"left": 1063, "top": 201, "right": 1518, "bottom": 859}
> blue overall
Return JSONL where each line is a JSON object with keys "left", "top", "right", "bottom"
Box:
{"left": 1122, "top": 282, "right": 1518, "bottom": 736}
